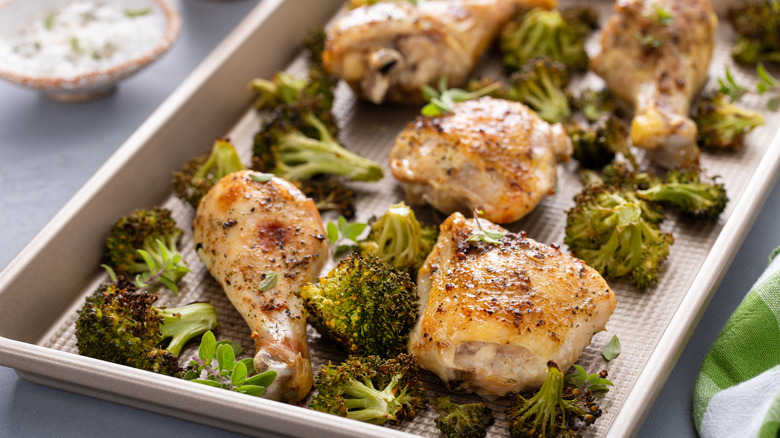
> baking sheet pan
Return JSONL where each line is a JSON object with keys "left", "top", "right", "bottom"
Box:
{"left": 2, "top": 0, "right": 780, "bottom": 437}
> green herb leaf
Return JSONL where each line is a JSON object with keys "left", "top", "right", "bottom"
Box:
{"left": 245, "top": 370, "right": 277, "bottom": 388}
{"left": 216, "top": 340, "right": 244, "bottom": 356}
{"left": 44, "top": 12, "right": 57, "bottom": 30}
{"left": 326, "top": 221, "right": 339, "bottom": 245}
{"left": 125, "top": 8, "right": 152, "bottom": 18}
{"left": 231, "top": 362, "right": 248, "bottom": 386}
{"left": 250, "top": 172, "right": 274, "bottom": 183}
{"left": 564, "top": 364, "right": 614, "bottom": 392}
{"left": 466, "top": 209, "right": 504, "bottom": 245}
{"left": 216, "top": 343, "right": 235, "bottom": 372}
{"left": 199, "top": 331, "right": 217, "bottom": 363}
{"left": 769, "top": 96, "right": 780, "bottom": 111}
{"left": 257, "top": 271, "right": 278, "bottom": 292}
{"left": 182, "top": 369, "right": 198, "bottom": 380}
{"left": 191, "top": 379, "right": 223, "bottom": 388}
{"left": 602, "top": 335, "right": 621, "bottom": 361}
{"left": 718, "top": 66, "right": 748, "bottom": 102}
{"left": 420, "top": 76, "right": 501, "bottom": 116}
{"left": 101, "top": 264, "right": 118, "bottom": 283}
{"left": 338, "top": 215, "right": 367, "bottom": 242}
{"left": 235, "top": 385, "right": 266, "bottom": 396}
{"left": 652, "top": 4, "right": 673, "bottom": 25}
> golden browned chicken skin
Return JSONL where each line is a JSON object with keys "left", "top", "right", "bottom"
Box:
{"left": 591, "top": 0, "right": 718, "bottom": 168}
{"left": 323, "top": 0, "right": 555, "bottom": 104}
{"left": 192, "top": 171, "right": 328, "bottom": 403}
{"left": 408, "top": 213, "right": 616, "bottom": 399}
{"left": 389, "top": 97, "right": 571, "bottom": 224}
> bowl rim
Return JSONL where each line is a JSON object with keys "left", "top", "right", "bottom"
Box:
{"left": 0, "top": 0, "right": 182, "bottom": 90}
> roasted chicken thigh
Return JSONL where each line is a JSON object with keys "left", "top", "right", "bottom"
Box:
{"left": 591, "top": 0, "right": 718, "bottom": 168}
{"left": 389, "top": 97, "right": 571, "bottom": 224}
{"left": 192, "top": 171, "right": 328, "bottom": 403}
{"left": 323, "top": 0, "right": 555, "bottom": 104}
{"left": 408, "top": 213, "right": 616, "bottom": 399}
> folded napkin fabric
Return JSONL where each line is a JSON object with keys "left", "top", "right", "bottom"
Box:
{"left": 693, "top": 247, "right": 780, "bottom": 438}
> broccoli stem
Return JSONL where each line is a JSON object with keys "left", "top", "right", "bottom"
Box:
{"left": 159, "top": 302, "right": 219, "bottom": 357}
{"left": 341, "top": 376, "right": 401, "bottom": 424}
{"left": 193, "top": 139, "right": 246, "bottom": 181}
{"left": 278, "top": 131, "right": 383, "bottom": 181}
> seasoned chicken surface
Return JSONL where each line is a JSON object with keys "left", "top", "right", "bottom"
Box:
{"left": 389, "top": 97, "right": 571, "bottom": 224}
{"left": 408, "top": 213, "right": 616, "bottom": 399}
{"left": 591, "top": 0, "right": 717, "bottom": 168}
{"left": 192, "top": 171, "right": 328, "bottom": 403}
{"left": 323, "top": 0, "right": 555, "bottom": 104}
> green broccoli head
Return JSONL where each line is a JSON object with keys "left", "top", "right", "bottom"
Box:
{"left": 252, "top": 101, "right": 383, "bottom": 182}
{"left": 500, "top": 8, "right": 589, "bottom": 73}
{"left": 571, "top": 88, "right": 618, "bottom": 123}
{"left": 505, "top": 57, "right": 571, "bottom": 124}
{"left": 358, "top": 202, "right": 438, "bottom": 277}
{"left": 506, "top": 361, "right": 602, "bottom": 438}
{"left": 433, "top": 396, "right": 495, "bottom": 438}
{"left": 172, "top": 138, "right": 247, "bottom": 208}
{"left": 250, "top": 72, "right": 310, "bottom": 110}
{"left": 561, "top": 6, "right": 600, "bottom": 41}
{"left": 298, "top": 253, "right": 418, "bottom": 357}
{"left": 309, "top": 354, "right": 428, "bottom": 425}
{"left": 75, "top": 282, "right": 219, "bottom": 376}
{"left": 565, "top": 184, "right": 673, "bottom": 288}
{"left": 637, "top": 167, "right": 729, "bottom": 220}
{"left": 105, "top": 207, "right": 190, "bottom": 291}
{"left": 693, "top": 91, "right": 765, "bottom": 151}
{"left": 728, "top": 2, "right": 780, "bottom": 64}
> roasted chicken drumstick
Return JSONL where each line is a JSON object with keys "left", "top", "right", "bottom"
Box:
{"left": 591, "top": 0, "right": 718, "bottom": 168}
{"left": 193, "top": 171, "right": 328, "bottom": 403}
{"left": 323, "top": 0, "right": 554, "bottom": 104}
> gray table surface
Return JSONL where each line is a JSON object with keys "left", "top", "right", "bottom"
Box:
{"left": 1, "top": 1, "right": 779, "bottom": 436}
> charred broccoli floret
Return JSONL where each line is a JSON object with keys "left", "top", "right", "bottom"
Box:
{"left": 506, "top": 361, "right": 603, "bottom": 438}
{"left": 693, "top": 91, "right": 765, "bottom": 151}
{"left": 570, "top": 88, "right": 618, "bottom": 123}
{"left": 297, "top": 177, "right": 358, "bottom": 219}
{"left": 75, "top": 282, "right": 218, "bottom": 376}
{"left": 433, "top": 396, "right": 495, "bottom": 438}
{"left": 569, "top": 115, "right": 633, "bottom": 170}
{"left": 500, "top": 7, "right": 590, "bottom": 73}
{"left": 104, "top": 207, "right": 189, "bottom": 292}
{"left": 565, "top": 181, "right": 673, "bottom": 288}
{"left": 298, "top": 253, "right": 418, "bottom": 357}
{"left": 728, "top": 1, "right": 780, "bottom": 64}
{"left": 358, "top": 202, "right": 438, "bottom": 277}
{"left": 505, "top": 57, "right": 571, "bottom": 123}
{"left": 250, "top": 28, "right": 337, "bottom": 111}
{"left": 172, "top": 138, "right": 246, "bottom": 208}
{"left": 309, "top": 353, "right": 428, "bottom": 425}
{"left": 637, "top": 167, "right": 728, "bottom": 220}
{"left": 252, "top": 100, "right": 383, "bottom": 182}
{"left": 561, "top": 6, "right": 600, "bottom": 41}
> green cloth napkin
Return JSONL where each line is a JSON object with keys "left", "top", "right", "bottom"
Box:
{"left": 693, "top": 246, "right": 780, "bottom": 438}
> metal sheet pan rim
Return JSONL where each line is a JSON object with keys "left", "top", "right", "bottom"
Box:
{"left": 1, "top": 0, "right": 778, "bottom": 436}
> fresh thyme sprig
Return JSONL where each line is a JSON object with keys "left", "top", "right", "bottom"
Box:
{"left": 756, "top": 63, "right": 780, "bottom": 110}
{"left": 101, "top": 238, "right": 190, "bottom": 294}
{"left": 564, "top": 364, "right": 614, "bottom": 393}
{"left": 326, "top": 215, "right": 368, "bottom": 257}
{"left": 466, "top": 209, "right": 505, "bottom": 245}
{"left": 718, "top": 65, "right": 748, "bottom": 102}
{"left": 421, "top": 77, "right": 503, "bottom": 116}
{"left": 183, "top": 331, "right": 276, "bottom": 396}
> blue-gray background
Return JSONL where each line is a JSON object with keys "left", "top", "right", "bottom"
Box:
{"left": 1, "top": 1, "right": 778, "bottom": 436}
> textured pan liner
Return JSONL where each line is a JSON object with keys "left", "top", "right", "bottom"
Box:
{"left": 1, "top": 0, "right": 779, "bottom": 437}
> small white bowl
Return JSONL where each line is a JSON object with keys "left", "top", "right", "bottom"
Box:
{"left": 0, "top": 0, "right": 181, "bottom": 102}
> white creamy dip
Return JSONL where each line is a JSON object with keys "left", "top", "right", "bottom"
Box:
{"left": 0, "top": 1, "right": 166, "bottom": 78}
